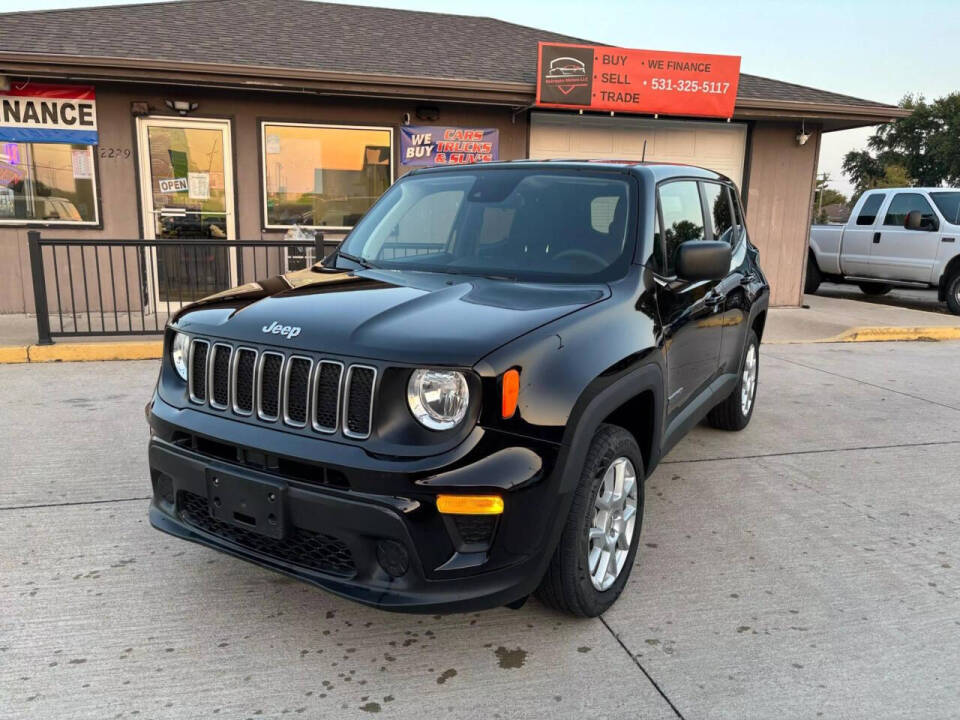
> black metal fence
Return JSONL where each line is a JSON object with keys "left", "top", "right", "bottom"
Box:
{"left": 27, "top": 231, "right": 339, "bottom": 344}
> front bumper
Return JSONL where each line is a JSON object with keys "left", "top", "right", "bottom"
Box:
{"left": 147, "top": 395, "right": 568, "bottom": 613}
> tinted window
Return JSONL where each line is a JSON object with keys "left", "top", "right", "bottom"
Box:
{"left": 884, "top": 193, "right": 938, "bottom": 230}
{"left": 658, "top": 181, "right": 705, "bottom": 273}
{"left": 930, "top": 192, "right": 960, "bottom": 225}
{"left": 856, "top": 193, "right": 884, "bottom": 225}
{"left": 338, "top": 169, "right": 635, "bottom": 283}
{"left": 702, "top": 182, "right": 733, "bottom": 243}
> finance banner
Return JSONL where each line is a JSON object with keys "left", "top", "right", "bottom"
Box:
{"left": 400, "top": 125, "right": 499, "bottom": 166}
{"left": 0, "top": 83, "right": 98, "bottom": 144}
{"left": 536, "top": 42, "right": 740, "bottom": 119}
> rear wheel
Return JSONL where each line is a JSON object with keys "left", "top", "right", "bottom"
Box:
{"left": 804, "top": 254, "right": 822, "bottom": 294}
{"left": 707, "top": 330, "right": 759, "bottom": 431}
{"left": 945, "top": 273, "right": 960, "bottom": 315}
{"left": 858, "top": 282, "right": 892, "bottom": 296}
{"left": 535, "top": 424, "right": 644, "bottom": 617}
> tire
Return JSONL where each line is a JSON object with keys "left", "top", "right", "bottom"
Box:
{"left": 707, "top": 330, "right": 759, "bottom": 432}
{"left": 945, "top": 273, "right": 960, "bottom": 316}
{"left": 804, "top": 254, "right": 822, "bottom": 294}
{"left": 858, "top": 282, "right": 892, "bottom": 296}
{"left": 535, "top": 424, "right": 644, "bottom": 617}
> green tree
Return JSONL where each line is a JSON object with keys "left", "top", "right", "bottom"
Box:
{"left": 843, "top": 92, "right": 960, "bottom": 197}
{"left": 813, "top": 172, "right": 848, "bottom": 223}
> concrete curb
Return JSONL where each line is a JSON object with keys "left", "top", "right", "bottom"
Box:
{"left": 0, "top": 341, "right": 162, "bottom": 364}
{"left": 765, "top": 326, "right": 960, "bottom": 345}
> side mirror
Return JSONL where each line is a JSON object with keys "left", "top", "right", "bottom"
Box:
{"left": 904, "top": 210, "right": 923, "bottom": 230}
{"left": 675, "top": 240, "right": 732, "bottom": 282}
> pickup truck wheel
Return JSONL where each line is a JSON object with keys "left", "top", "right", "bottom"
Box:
{"left": 535, "top": 424, "right": 644, "bottom": 617}
{"left": 707, "top": 330, "right": 759, "bottom": 431}
{"left": 858, "top": 282, "right": 892, "bottom": 296}
{"left": 804, "top": 255, "right": 822, "bottom": 294}
{"left": 945, "top": 273, "right": 960, "bottom": 315}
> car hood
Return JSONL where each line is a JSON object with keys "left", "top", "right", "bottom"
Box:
{"left": 174, "top": 267, "right": 609, "bottom": 366}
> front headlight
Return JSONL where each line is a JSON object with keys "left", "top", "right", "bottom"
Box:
{"left": 171, "top": 332, "right": 189, "bottom": 381}
{"left": 406, "top": 369, "right": 469, "bottom": 431}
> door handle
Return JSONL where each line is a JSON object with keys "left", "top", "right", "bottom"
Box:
{"left": 943, "top": 237, "right": 956, "bottom": 243}
{"left": 704, "top": 291, "right": 723, "bottom": 307}
{"left": 873, "top": 232, "right": 881, "bottom": 243}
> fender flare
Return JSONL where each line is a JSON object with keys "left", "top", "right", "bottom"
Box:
{"left": 556, "top": 362, "right": 665, "bottom": 494}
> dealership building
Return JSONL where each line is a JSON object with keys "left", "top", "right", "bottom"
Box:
{"left": 0, "top": 0, "right": 907, "bottom": 324}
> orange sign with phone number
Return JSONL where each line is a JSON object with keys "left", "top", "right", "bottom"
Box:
{"left": 536, "top": 42, "right": 741, "bottom": 119}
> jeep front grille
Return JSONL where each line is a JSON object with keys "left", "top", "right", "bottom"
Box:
{"left": 186, "top": 337, "right": 375, "bottom": 440}
{"left": 344, "top": 365, "right": 376, "bottom": 438}
{"left": 257, "top": 352, "right": 284, "bottom": 421}
{"left": 188, "top": 339, "right": 209, "bottom": 403}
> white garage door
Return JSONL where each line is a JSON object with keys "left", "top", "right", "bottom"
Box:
{"left": 529, "top": 112, "right": 748, "bottom": 189}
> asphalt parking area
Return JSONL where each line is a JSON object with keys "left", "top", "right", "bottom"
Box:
{"left": 2, "top": 342, "right": 959, "bottom": 719}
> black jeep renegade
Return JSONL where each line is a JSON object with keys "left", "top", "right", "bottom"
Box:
{"left": 147, "top": 161, "right": 769, "bottom": 617}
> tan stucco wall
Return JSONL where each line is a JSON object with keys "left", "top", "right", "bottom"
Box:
{"left": 743, "top": 122, "right": 820, "bottom": 307}
{"left": 0, "top": 83, "right": 530, "bottom": 314}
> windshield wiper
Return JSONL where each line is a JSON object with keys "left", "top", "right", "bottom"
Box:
{"left": 408, "top": 267, "right": 517, "bottom": 282}
{"left": 336, "top": 250, "right": 377, "bottom": 270}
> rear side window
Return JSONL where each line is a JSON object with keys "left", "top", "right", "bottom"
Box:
{"left": 658, "top": 180, "right": 705, "bottom": 273}
{"left": 702, "top": 182, "right": 733, "bottom": 243}
{"left": 856, "top": 194, "right": 884, "bottom": 225}
{"left": 884, "top": 193, "right": 938, "bottom": 230}
{"left": 930, "top": 192, "right": 960, "bottom": 225}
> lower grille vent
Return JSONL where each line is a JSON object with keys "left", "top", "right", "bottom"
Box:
{"left": 178, "top": 491, "right": 355, "bottom": 576}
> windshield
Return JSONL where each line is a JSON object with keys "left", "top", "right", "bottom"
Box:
{"left": 930, "top": 192, "right": 960, "bottom": 225}
{"left": 336, "top": 168, "right": 637, "bottom": 282}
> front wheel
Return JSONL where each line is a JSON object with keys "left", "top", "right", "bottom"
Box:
{"left": 945, "top": 273, "right": 960, "bottom": 315}
{"left": 535, "top": 424, "right": 644, "bottom": 617}
{"left": 707, "top": 330, "right": 759, "bottom": 431}
{"left": 858, "top": 282, "right": 892, "bottom": 296}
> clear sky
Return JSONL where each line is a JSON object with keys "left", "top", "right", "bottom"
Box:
{"left": 6, "top": 0, "right": 958, "bottom": 197}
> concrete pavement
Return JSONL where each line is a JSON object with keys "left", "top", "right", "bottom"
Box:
{"left": 2, "top": 343, "right": 960, "bottom": 718}
{"left": 764, "top": 292, "right": 960, "bottom": 344}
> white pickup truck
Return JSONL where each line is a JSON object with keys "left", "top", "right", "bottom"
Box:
{"left": 807, "top": 187, "right": 960, "bottom": 314}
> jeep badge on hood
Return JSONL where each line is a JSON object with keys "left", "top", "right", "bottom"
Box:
{"left": 262, "top": 321, "right": 301, "bottom": 339}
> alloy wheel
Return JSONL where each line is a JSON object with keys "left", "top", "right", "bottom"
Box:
{"left": 587, "top": 456, "right": 638, "bottom": 591}
{"left": 740, "top": 343, "right": 758, "bottom": 416}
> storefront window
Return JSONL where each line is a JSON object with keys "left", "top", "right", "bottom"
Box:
{"left": 261, "top": 122, "right": 392, "bottom": 229}
{"left": 0, "top": 141, "right": 98, "bottom": 224}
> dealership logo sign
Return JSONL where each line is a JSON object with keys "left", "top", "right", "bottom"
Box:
{"left": 0, "top": 83, "right": 98, "bottom": 145}
{"left": 545, "top": 56, "right": 589, "bottom": 95}
{"left": 537, "top": 44, "right": 595, "bottom": 106}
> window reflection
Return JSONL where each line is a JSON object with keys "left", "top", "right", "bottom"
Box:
{"left": 0, "top": 141, "right": 97, "bottom": 223}
{"left": 262, "top": 123, "right": 392, "bottom": 229}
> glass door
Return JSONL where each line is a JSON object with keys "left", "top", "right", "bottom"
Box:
{"left": 136, "top": 117, "right": 236, "bottom": 310}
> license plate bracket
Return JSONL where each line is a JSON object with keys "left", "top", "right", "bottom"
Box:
{"left": 206, "top": 469, "right": 287, "bottom": 540}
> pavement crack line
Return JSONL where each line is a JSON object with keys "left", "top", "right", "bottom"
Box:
{"left": 765, "top": 352, "right": 960, "bottom": 414}
{"left": 0, "top": 495, "right": 151, "bottom": 512}
{"left": 599, "top": 615, "right": 686, "bottom": 720}
{"left": 661, "top": 439, "right": 960, "bottom": 465}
